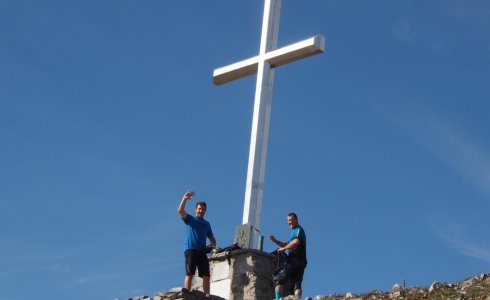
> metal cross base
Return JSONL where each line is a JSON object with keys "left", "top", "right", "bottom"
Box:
{"left": 234, "top": 224, "right": 264, "bottom": 251}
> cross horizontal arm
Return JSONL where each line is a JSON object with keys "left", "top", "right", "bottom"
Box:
{"left": 213, "top": 56, "right": 260, "bottom": 86}
{"left": 265, "top": 35, "right": 325, "bottom": 69}
{"left": 213, "top": 34, "right": 325, "bottom": 85}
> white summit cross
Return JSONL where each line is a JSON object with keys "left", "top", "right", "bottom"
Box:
{"left": 213, "top": 0, "right": 325, "bottom": 249}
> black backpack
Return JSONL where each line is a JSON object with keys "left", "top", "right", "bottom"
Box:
{"left": 271, "top": 250, "right": 289, "bottom": 286}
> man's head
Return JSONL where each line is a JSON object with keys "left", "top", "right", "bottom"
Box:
{"left": 287, "top": 212, "right": 298, "bottom": 229}
{"left": 195, "top": 201, "right": 207, "bottom": 218}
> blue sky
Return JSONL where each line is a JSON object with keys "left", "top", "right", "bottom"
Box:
{"left": 1, "top": 0, "right": 490, "bottom": 299}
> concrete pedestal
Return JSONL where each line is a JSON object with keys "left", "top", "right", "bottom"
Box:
{"left": 192, "top": 249, "right": 275, "bottom": 300}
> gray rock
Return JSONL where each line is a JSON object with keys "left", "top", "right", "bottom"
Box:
{"left": 461, "top": 276, "right": 478, "bottom": 289}
{"left": 428, "top": 281, "right": 439, "bottom": 293}
{"left": 391, "top": 283, "right": 402, "bottom": 291}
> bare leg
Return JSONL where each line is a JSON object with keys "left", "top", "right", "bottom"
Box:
{"left": 202, "top": 276, "right": 210, "bottom": 294}
{"left": 184, "top": 275, "right": 193, "bottom": 290}
{"left": 275, "top": 284, "right": 283, "bottom": 300}
{"left": 294, "top": 288, "right": 302, "bottom": 299}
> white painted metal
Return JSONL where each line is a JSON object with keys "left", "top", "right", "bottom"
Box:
{"left": 213, "top": 0, "right": 325, "bottom": 249}
{"left": 213, "top": 35, "right": 325, "bottom": 85}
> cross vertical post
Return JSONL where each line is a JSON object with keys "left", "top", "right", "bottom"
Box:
{"left": 213, "top": 0, "right": 325, "bottom": 249}
{"left": 242, "top": 0, "right": 279, "bottom": 249}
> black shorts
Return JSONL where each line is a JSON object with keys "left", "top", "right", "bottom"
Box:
{"left": 184, "top": 249, "right": 210, "bottom": 277}
{"left": 287, "top": 260, "right": 307, "bottom": 290}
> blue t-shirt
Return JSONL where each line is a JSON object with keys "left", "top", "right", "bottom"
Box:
{"left": 182, "top": 214, "right": 213, "bottom": 251}
{"left": 288, "top": 225, "right": 307, "bottom": 263}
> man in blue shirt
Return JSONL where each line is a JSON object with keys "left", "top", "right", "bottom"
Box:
{"left": 178, "top": 190, "right": 216, "bottom": 296}
{"left": 268, "top": 212, "right": 307, "bottom": 300}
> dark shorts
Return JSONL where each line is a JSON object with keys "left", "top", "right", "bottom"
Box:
{"left": 184, "top": 249, "right": 210, "bottom": 277}
{"left": 287, "top": 260, "right": 307, "bottom": 290}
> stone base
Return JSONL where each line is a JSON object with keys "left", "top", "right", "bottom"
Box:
{"left": 192, "top": 249, "right": 275, "bottom": 300}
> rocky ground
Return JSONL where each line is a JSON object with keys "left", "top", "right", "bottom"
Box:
{"left": 306, "top": 273, "right": 490, "bottom": 300}
{"left": 128, "top": 273, "right": 490, "bottom": 300}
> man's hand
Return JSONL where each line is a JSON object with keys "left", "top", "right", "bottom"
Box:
{"left": 183, "top": 190, "right": 195, "bottom": 200}
{"left": 268, "top": 235, "right": 277, "bottom": 243}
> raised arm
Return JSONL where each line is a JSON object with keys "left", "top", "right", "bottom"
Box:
{"left": 178, "top": 190, "right": 195, "bottom": 219}
{"left": 268, "top": 235, "right": 288, "bottom": 247}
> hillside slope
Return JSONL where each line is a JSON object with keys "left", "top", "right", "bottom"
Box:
{"left": 309, "top": 273, "right": 490, "bottom": 300}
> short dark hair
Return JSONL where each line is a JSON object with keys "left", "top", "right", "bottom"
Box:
{"left": 287, "top": 212, "right": 298, "bottom": 220}
{"left": 196, "top": 201, "right": 207, "bottom": 209}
